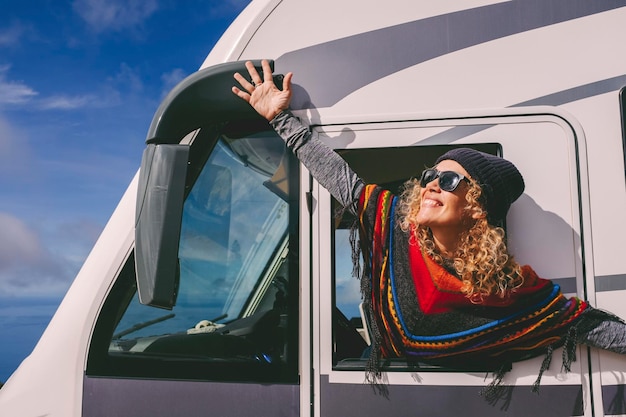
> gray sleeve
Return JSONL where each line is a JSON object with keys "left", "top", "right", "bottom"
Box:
{"left": 270, "top": 110, "right": 364, "bottom": 212}
{"left": 580, "top": 315, "right": 626, "bottom": 354}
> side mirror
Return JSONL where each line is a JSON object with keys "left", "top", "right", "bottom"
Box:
{"left": 135, "top": 143, "right": 189, "bottom": 309}
{"left": 134, "top": 60, "right": 275, "bottom": 310}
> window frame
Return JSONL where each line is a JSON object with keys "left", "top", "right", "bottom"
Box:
{"left": 311, "top": 111, "right": 592, "bottom": 389}
{"left": 87, "top": 127, "right": 301, "bottom": 384}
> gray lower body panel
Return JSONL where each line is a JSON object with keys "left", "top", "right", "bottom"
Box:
{"left": 320, "top": 375, "right": 583, "bottom": 416}
{"left": 83, "top": 376, "right": 299, "bottom": 417}
{"left": 602, "top": 385, "right": 626, "bottom": 415}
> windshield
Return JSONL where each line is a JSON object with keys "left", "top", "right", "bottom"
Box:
{"left": 113, "top": 131, "right": 293, "bottom": 339}
{"left": 179, "top": 135, "right": 290, "bottom": 321}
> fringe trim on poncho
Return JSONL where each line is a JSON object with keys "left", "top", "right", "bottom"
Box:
{"left": 352, "top": 184, "right": 620, "bottom": 399}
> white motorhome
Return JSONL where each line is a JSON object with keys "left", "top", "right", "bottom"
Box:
{"left": 2, "top": 0, "right": 626, "bottom": 415}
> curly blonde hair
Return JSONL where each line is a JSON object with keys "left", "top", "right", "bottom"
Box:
{"left": 397, "top": 178, "right": 524, "bottom": 302}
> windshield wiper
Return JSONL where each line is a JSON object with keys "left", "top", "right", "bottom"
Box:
{"left": 113, "top": 313, "right": 175, "bottom": 339}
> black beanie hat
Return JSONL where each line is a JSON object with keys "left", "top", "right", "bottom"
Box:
{"left": 435, "top": 148, "right": 525, "bottom": 225}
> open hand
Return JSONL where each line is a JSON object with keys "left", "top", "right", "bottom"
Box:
{"left": 232, "top": 60, "right": 293, "bottom": 121}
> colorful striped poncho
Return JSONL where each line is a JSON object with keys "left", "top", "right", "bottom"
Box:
{"left": 356, "top": 184, "right": 607, "bottom": 391}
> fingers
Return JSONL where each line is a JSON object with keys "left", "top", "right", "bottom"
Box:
{"left": 282, "top": 71, "right": 293, "bottom": 93}
{"left": 231, "top": 86, "right": 251, "bottom": 103}
{"left": 233, "top": 61, "right": 290, "bottom": 111}
{"left": 236, "top": 60, "right": 285, "bottom": 90}
{"left": 233, "top": 71, "right": 254, "bottom": 92}
{"left": 245, "top": 61, "right": 263, "bottom": 86}
{"left": 261, "top": 59, "right": 273, "bottom": 83}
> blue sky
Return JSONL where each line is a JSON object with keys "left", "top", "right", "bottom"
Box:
{"left": 0, "top": 0, "right": 250, "bottom": 383}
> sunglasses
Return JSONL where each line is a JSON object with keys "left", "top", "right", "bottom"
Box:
{"left": 419, "top": 169, "right": 469, "bottom": 192}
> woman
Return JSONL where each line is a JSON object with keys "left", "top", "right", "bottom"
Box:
{"left": 232, "top": 60, "right": 626, "bottom": 393}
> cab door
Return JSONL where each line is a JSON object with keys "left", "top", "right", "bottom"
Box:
{"left": 83, "top": 62, "right": 307, "bottom": 417}
{"left": 311, "top": 108, "right": 600, "bottom": 417}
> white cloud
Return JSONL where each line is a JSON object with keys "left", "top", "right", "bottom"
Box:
{"left": 0, "top": 65, "right": 118, "bottom": 111}
{"left": 0, "top": 213, "right": 43, "bottom": 265}
{"left": 38, "top": 94, "right": 96, "bottom": 110}
{"left": 0, "top": 82, "right": 37, "bottom": 104}
{"left": 0, "top": 65, "right": 38, "bottom": 105}
{"left": 0, "top": 213, "right": 72, "bottom": 297}
{"left": 73, "top": 0, "right": 159, "bottom": 33}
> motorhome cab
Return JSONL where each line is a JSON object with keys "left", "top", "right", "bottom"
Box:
{"left": 2, "top": 1, "right": 626, "bottom": 416}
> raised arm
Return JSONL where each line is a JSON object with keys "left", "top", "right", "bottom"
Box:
{"left": 233, "top": 60, "right": 364, "bottom": 211}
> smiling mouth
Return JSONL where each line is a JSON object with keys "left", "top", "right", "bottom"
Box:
{"left": 422, "top": 198, "right": 442, "bottom": 207}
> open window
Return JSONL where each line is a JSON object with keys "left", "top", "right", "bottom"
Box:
{"left": 330, "top": 144, "right": 501, "bottom": 368}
